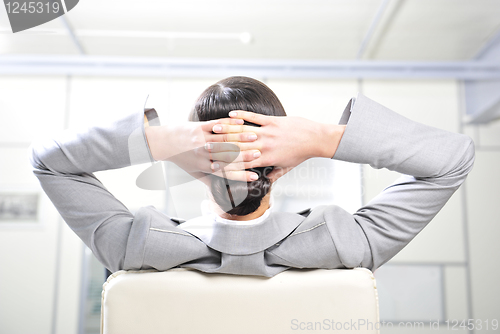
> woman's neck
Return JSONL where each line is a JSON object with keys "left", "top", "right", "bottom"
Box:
{"left": 215, "top": 194, "right": 271, "bottom": 221}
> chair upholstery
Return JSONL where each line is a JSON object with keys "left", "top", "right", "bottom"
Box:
{"left": 101, "top": 268, "right": 380, "bottom": 334}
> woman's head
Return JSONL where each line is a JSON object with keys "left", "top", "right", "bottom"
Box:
{"left": 189, "top": 76, "right": 286, "bottom": 216}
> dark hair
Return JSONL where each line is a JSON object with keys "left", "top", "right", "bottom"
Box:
{"left": 189, "top": 76, "right": 286, "bottom": 216}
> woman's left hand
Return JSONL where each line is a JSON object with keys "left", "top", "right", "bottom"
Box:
{"left": 213, "top": 110, "right": 346, "bottom": 182}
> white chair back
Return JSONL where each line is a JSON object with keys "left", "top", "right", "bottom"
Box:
{"left": 101, "top": 268, "right": 380, "bottom": 334}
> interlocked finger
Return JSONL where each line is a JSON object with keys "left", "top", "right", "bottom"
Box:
{"left": 228, "top": 110, "right": 273, "bottom": 126}
{"left": 210, "top": 150, "right": 261, "bottom": 163}
{"left": 211, "top": 123, "right": 260, "bottom": 134}
{"left": 205, "top": 142, "right": 241, "bottom": 153}
{"left": 200, "top": 118, "right": 244, "bottom": 132}
{"left": 211, "top": 160, "right": 256, "bottom": 173}
{"left": 210, "top": 169, "right": 258, "bottom": 182}
{"left": 225, "top": 132, "right": 258, "bottom": 142}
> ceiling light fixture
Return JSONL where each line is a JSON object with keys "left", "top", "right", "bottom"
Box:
{"left": 12, "top": 28, "right": 252, "bottom": 44}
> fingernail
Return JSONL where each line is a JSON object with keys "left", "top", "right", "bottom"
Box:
{"left": 212, "top": 163, "right": 219, "bottom": 171}
{"left": 229, "top": 111, "right": 237, "bottom": 117}
{"left": 235, "top": 119, "right": 244, "bottom": 124}
{"left": 253, "top": 151, "right": 261, "bottom": 158}
{"left": 213, "top": 125, "right": 222, "bottom": 132}
{"left": 205, "top": 143, "right": 213, "bottom": 150}
{"left": 248, "top": 134, "right": 257, "bottom": 140}
{"left": 250, "top": 173, "right": 258, "bottom": 181}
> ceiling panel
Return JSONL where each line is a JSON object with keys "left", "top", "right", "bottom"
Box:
{"left": 0, "top": 4, "right": 77, "bottom": 54}
{"left": 68, "top": 0, "right": 380, "bottom": 59}
{"left": 0, "top": 0, "right": 499, "bottom": 60}
{"left": 370, "top": 0, "right": 500, "bottom": 60}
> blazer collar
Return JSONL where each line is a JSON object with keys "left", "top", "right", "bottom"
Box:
{"left": 178, "top": 212, "right": 305, "bottom": 255}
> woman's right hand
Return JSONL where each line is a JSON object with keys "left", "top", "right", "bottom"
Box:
{"left": 210, "top": 111, "right": 346, "bottom": 182}
{"left": 145, "top": 117, "right": 262, "bottom": 182}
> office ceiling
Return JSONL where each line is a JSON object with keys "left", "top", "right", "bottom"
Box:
{"left": 0, "top": 0, "right": 499, "bottom": 60}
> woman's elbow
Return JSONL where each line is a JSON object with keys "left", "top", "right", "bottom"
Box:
{"left": 28, "top": 138, "right": 50, "bottom": 172}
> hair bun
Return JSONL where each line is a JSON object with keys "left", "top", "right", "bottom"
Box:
{"left": 211, "top": 167, "right": 272, "bottom": 216}
{"left": 191, "top": 76, "right": 286, "bottom": 216}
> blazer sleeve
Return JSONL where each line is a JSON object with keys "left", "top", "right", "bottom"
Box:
{"left": 332, "top": 93, "right": 475, "bottom": 271}
{"left": 29, "top": 109, "right": 157, "bottom": 272}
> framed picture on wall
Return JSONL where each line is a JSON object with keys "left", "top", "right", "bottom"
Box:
{"left": 0, "top": 186, "right": 43, "bottom": 228}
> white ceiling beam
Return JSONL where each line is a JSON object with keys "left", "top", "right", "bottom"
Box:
{"left": 464, "top": 94, "right": 500, "bottom": 124}
{"left": 474, "top": 28, "right": 500, "bottom": 61}
{"left": 0, "top": 55, "right": 500, "bottom": 80}
{"left": 356, "top": 0, "right": 391, "bottom": 60}
{"left": 59, "top": 16, "right": 86, "bottom": 55}
{"left": 464, "top": 28, "right": 500, "bottom": 124}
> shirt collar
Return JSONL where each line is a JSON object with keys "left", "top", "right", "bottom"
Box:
{"left": 179, "top": 198, "right": 304, "bottom": 255}
{"left": 201, "top": 198, "right": 274, "bottom": 226}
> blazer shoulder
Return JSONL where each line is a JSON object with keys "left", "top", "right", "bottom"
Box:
{"left": 124, "top": 206, "right": 207, "bottom": 270}
{"left": 268, "top": 206, "right": 344, "bottom": 269}
{"left": 269, "top": 205, "right": 370, "bottom": 269}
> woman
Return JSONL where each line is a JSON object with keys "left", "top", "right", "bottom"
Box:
{"left": 30, "top": 76, "right": 475, "bottom": 277}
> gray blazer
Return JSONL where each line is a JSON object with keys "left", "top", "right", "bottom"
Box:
{"left": 30, "top": 93, "right": 475, "bottom": 277}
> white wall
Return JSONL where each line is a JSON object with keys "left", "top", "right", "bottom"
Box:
{"left": 463, "top": 117, "right": 500, "bottom": 325}
{"left": 360, "top": 80, "right": 500, "bottom": 333}
{"left": 0, "top": 76, "right": 82, "bottom": 334}
{"left": 361, "top": 80, "right": 466, "bottom": 263}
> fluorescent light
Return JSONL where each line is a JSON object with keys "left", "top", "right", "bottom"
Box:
{"left": 11, "top": 28, "right": 252, "bottom": 43}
